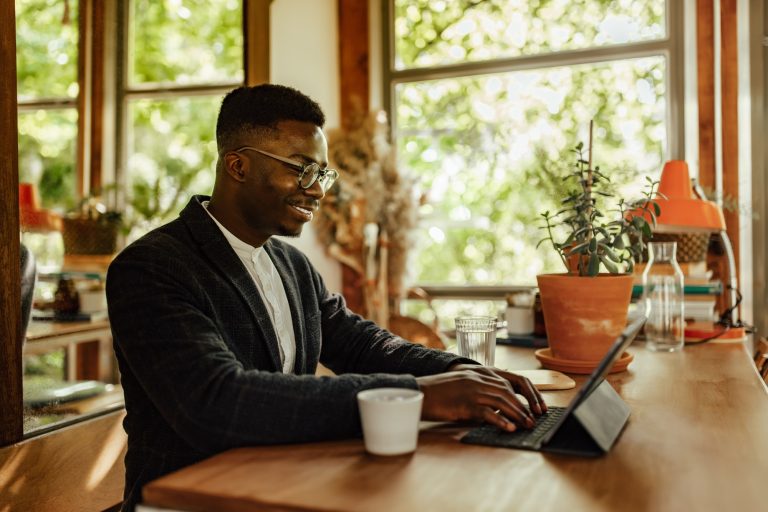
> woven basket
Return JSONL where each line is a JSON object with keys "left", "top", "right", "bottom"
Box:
{"left": 651, "top": 232, "right": 710, "bottom": 263}
{"left": 62, "top": 218, "right": 120, "bottom": 255}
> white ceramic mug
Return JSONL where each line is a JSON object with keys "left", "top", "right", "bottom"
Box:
{"left": 79, "top": 289, "right": 107, "bottom": 313}
{"left": 506, "top": 306, "right": 534, "bottom": 335}
{"left": 357, "top": 388, "right": 424, "bottom": 456}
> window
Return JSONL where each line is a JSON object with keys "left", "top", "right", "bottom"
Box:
{"left": 120, "top": 0, "right": 243, "bottom": 237}
{"left": 16, "top": 0, "right": 80, "bottom": 211}
{"left": 384, "top": 0, "right": 682, "bottom": 324}
{"left": 13, "top": 0, "right": 245, "bottom": 437}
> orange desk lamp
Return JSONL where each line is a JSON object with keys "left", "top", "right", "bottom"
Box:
{"left": 646, "top": 160, "right": 744, "bottom": 341}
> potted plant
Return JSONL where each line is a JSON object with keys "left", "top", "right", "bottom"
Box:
{"left": 536, "top": 122, "right": 660, "bottom": 363}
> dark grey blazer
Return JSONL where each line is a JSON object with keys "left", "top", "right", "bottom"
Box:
{"left": 107, "top": 195, "right": 468, "bottom": 511}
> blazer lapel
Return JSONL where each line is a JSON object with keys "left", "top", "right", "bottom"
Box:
{"left": 265, "top": 241, "right": 307, "bottom": 375}
{"left": 180, "top": 196, "right": 283, "bottom": 372}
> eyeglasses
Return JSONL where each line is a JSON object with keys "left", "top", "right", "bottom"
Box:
{"left": 234, "top": 146, "right": 339, "bottom": 193}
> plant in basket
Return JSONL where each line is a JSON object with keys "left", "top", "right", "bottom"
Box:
{"left": 62, "top": 193, "right": 123, "bottom": 256}
{"left": 536, "top": 122, "right": 661, "bottom": 368}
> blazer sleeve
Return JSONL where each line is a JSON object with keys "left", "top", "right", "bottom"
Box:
{"left": 108, "top": 241, "right": 429, "bottom": 454}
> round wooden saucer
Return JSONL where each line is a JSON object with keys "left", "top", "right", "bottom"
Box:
{"left": 534, "top": 348, "right": 633, "bottom": 375}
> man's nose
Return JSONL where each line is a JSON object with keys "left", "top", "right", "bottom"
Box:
{"left": 303, "top": 179, "right": 325, "bottom": 199}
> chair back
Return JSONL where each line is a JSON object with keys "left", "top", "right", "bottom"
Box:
{"left": 20, "top": 243, "right": 36, "bottom": 334}
{"left": 753, "top": 337, "right": 768, "bottom": 384}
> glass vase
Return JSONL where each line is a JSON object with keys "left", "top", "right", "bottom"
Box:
{"left": 642, "top": 241, "right": 685, "bottom": 352}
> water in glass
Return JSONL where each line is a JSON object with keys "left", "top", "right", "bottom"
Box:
{"left": 455, "top": 316, "right": 497, "bottom": 366}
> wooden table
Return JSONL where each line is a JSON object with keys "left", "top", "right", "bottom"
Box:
{"left": 25, "top": 319, "right": 114, "bottom": 382}
{"left": 141, "top": 342, "right": 768, "bottom": 512}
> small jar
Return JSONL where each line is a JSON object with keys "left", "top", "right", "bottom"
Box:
{"left": 533, "top": 292, "right": 546, "bottom": 337}
{"left": 53, "top": 276, "right": 80, "bottom": 315}
{"left": 505, "top": 291, "right": 535, "bottom": 335}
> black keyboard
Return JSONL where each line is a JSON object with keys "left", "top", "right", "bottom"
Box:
{"left": 520, "top": 406, "right": 567, "bottom": 446}
{"left": 461, "top": 406, "right": 568, "bottom": 450}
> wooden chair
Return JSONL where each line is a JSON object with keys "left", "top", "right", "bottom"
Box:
{"left": 387, "top": 288, "right": 446, "bottom": 350}
{"left": 20, "top": 243, "right": 36, "bottom": 335}
{"left": 753, "top": 337, "right": 768, "bottom": 383}
{"left": 388, "top": 314, "right": 446, "bottom": 350}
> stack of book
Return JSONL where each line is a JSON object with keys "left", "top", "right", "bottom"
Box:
{"left": 632, "top": 262, "right": 722, "bottom": 322}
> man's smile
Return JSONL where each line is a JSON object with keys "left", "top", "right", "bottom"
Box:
{"left": 288, "top": 201, "right": 318, "bottom": 221}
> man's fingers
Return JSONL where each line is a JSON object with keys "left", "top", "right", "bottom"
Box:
{"left": 417, "top": 368, "right": 547, "bottom": 428}
{"left": 481, "top": 407, "right": 516, "bottom": 432}
{"left": 467, "top": 369, "right": 548, "bottom": 416}
{"left": 508, "top": 374, "right": 547, "bottom": 414}
{"left": 477, "top": 393, "right": 535, "bottom": 429}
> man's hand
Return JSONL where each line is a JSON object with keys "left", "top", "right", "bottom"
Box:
{"left": 415, "top": 364, "right": 547, "bottom": 432}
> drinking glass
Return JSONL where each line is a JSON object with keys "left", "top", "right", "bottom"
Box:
{"left": 454, "top": 316, "right": 497, "bottom": 366}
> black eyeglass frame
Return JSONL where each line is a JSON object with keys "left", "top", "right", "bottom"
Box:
{"left": 234, "top": 146, "right": 339, "bottom": 193}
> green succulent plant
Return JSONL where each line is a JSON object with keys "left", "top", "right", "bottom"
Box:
{"left": 538, "top": 125, "right": 662, "bottom": 277}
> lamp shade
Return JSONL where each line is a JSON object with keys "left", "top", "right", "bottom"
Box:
{"left": 19, "top": 182, "right": 40, "bottom": 210}
{"left": 646, "top": 160, "right": 725, "bottom": 233}
{"left": 19, "top": 182, "right": 62, "bottom": 232}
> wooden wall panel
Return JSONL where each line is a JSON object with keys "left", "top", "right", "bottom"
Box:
{"left": 696, "top": 0, "right": 716, "bottom": 191}
{"left": 0, "top": 411, "right": 127, "bottom": 511}
{"left": 0, "top": 0, "right": 23, "bottom": 446}
{"left": 338, "top": 0, "right": 370, "bottom": 129}
{"left": 90, "top": 0, "right": 106, "bottom": 191}
{"left": 720, "top": 0, "right": 740, "bottom": 274}
{"left": 244, "top": 0, "right": 273, "bottom": 86}
{"left": 337, "top": 0, "right": 370, "bottom": 313}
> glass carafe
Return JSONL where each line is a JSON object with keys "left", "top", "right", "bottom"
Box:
{"left": 642, "top": 241, "right": 685, "bottom": 352}
{"left": 643, "top": 242, "right": 685, "bottom": 352}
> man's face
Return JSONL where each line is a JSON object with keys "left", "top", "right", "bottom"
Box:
{"left": 235, "top": 120, "right": 329, "bottom": 244}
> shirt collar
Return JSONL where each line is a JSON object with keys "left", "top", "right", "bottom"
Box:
{"left": 201, "top": 200, "right": 263, "bottom": 260}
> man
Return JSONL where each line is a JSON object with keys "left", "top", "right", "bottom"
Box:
{"left": 107, "top": 84, "right": 545, "bottom": 511}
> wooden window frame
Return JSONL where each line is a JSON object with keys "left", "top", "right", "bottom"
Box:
{"left": 2, "top": 0, "right": 109, "bottom": 446}
{"left": 1, "top": 0, "right": 23, "bottom": 447}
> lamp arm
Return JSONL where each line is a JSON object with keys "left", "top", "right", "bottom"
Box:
{"left": 691, "top": 178, "right": 708, "bottom": 201}
{"left": 717, "top": 229, "right": 740, "bottom": 325}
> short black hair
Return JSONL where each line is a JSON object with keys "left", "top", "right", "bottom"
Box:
{"left": 216, "top": 84, "right": 326, "bottom": 152}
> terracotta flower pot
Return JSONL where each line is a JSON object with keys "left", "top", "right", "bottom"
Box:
{"left": 536, "top": 273, "right": 634, "bottom": 361}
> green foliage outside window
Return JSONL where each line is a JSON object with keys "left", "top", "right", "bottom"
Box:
{"left": 129, "top": 0, "right": 243, "bottom": 85}
{"left": 125, "top": 0, "right": 243, "bottom": 237}
{"left": 16, "top": 0, "right": 80, "bottom": 209}
{"left": 125, "top": 96, "right": 221, "bottom": 237}
{"left": 392, "top": 1, "right": 667, "bottom": 289}
{"left": 397, "top": 58, "right": 666, "bottom": 286}
{"left": 16, "top": 0, "right": 242, "bottom": 224}
{"left": 18, "top": 110, "right": 78, "bottom": 210}
{"left": 394, "top": 0, "right": 665, "bottom": 69}
{"left": 16, "top": 0, "right": 79, "bottom": 100}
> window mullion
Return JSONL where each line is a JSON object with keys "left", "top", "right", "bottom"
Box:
{"left": 17, "top": 99, "right": 79, "bottom": 110}
{"left": 123, "top": 82, "right": 243, "bottom": 100}
{"left": 389, "top": 39, "right": 675, "bottom": 85}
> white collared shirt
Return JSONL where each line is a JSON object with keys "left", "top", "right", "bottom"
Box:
{"left": 202, "top": 201, "right": 296, "bottom": 373}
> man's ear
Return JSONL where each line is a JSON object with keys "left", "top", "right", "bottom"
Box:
{"left": 223, "top": 152, "right": 247, "bottom": 183}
